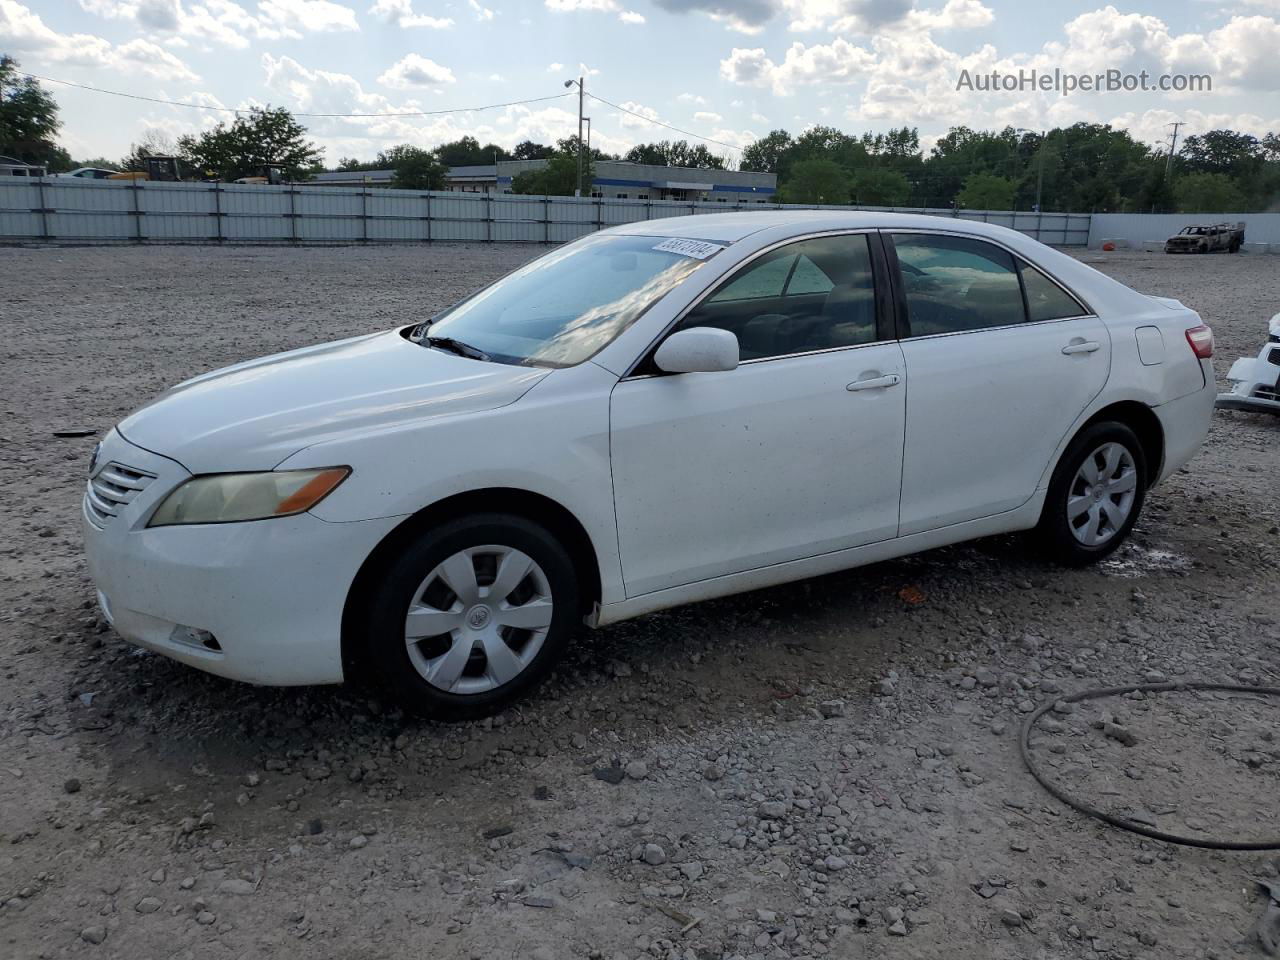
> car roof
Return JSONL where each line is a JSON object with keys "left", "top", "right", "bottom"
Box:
{"left": 604, "top": 210, "right": 1028, "bottom": 245}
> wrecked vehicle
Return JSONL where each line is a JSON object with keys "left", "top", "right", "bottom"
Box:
{"left": 1164, "top": 222, "right": 1245, "bottom": 254}
{"left": 1217, "top": 312, "right": 1280, "bottom": 414}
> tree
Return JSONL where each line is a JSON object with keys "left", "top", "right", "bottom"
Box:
{"left": 1180, "top": 130, "right": 1263, "bottom": 178}
{"left": 853, "top": 167, "right": 910, "bottom": 206}
{"left": 76, "top": 156, "right": 121, "bottom": 171}
{"left": 740, "top": 130, "right": 793, "bottom": 174}
{"left": 512, "top": 140, "right": 554, "bottom": 161}
{"left": 0, "top": 55, "right": 69, "bottom": 170}
{"left": 510, "top": 145, "right": 594, "bottom": 196}
{"left": 177, "top": 106, "right": 322, "bottom": 181}
{"left": 433, "top": 135, "right": 511, "bottom": 167}
{"left": 624, "top": 139, "right": 726, "bottom": 169}
{"left": 780, "top": 159, "right": 850, "bottom": 204}
{"left": 1173, "top": 172, "right": 1246, "bottom": 213}
{"left": 379, "top": 144, "right": 446, "bottom": 190}
{"left": 956, "top": 172, "right": 1016, "bottom": 210}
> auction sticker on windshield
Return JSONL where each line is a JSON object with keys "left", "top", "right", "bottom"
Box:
{"left": 652, "top": 238, "right": 725, "bottom": 259}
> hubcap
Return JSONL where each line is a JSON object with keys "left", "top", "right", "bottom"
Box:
{"left": 404, "top": 545, "right": 554, "bottom": 695}
{"left": 1067, "top": 442, "right": 1138, "bottom": 547}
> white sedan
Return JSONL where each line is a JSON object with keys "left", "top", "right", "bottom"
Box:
{"left": 83, "top": 212, "right": 1215, "bottom": 719}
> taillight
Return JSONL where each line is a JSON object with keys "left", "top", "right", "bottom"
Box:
{"left": 1185, "top": 324, "right": 1214, "bottom": 359}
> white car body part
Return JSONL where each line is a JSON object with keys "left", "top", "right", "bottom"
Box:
{"left": 82, "top": 211, "right": 1217, "bottom": 688}
{"left": 1216, "top": 313, "right": 1280, "bottom": 415}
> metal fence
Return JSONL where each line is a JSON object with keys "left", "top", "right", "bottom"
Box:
{"left": 0, "top": 177, "right": 1093, "bottom": 246}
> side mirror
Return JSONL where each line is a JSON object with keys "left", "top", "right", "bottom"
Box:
{"left": 653, "top": 327, "right": 739, "bottom": 374}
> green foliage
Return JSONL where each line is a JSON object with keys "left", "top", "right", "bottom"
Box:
{"left": 623, "top": 139, "right": 725, "bottom": 169}
{"left": 512, "top": 140, "right": 554, "bottom": 161}
{"left": 853, "top": 167, "right": 910, "bottom": 206}
{"left": 1174, "top": 172, "right": 1247, "bottom": 213}
{"left": 433, "top": 135, "right": 511, "bottom": 167}
{"left": 510, "top": 149, "right": 595, "bottom": 197}
{"left": 176, "top": 106, "right": 322, "bottom": 181}
{"left": 956, "top": 172, "right": 1016, "bottom": 210}
{"left": 376, "top": 144, "right": 446, "bottom": 190}
{"left": 739, "top": 130, "right": 792, "bottom": 174}
{"left": 780, "top": 159, "right": 850, "bottom": 204}
{"left": 0, "top": 55, "right": 66, "bottom": 169}
{"left": 76, "top": 157, "right": 121, "bottom": 171}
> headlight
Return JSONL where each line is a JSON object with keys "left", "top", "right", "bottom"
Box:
{"left": 148, "top": 468, "right": 350, "bottom": 527}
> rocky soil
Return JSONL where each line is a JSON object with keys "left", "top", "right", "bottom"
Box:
{"left": 0, "top": 243, "right": 1278, "bottom": 960}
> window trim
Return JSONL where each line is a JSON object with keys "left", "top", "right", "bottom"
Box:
{"left": 882, "top": 229, "right": 1095, "bottom": 342}
{"left": 622, "top": 228, "right": 892, "bottom": 380}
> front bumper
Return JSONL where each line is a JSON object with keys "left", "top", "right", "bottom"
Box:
{"left": 83, "top": 429, "right": 403, "bottom": 686}
{"left": 1215, "top": 353, "right": 1280, "bottom": 415}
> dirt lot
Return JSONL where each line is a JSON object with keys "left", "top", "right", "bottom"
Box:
{"left": 1, "top": 243, "right": 1278, "bottom": 960}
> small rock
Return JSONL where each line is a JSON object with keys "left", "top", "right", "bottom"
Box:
{"left": 641, "top": 843, "right": 667, "bottom": 866}
{"left": 135, "top": 896, "right": 163, "bottom": 914}
{"left": 80, "top": 926, "right": 107, "bottom": 944}
{"left": 150, "top": 868, "right": 166, "bottom": 883}
{"left": 196, "top": 911, "right": 216, "bottom": 925}
{"left": 757, "top": 801, "right": 788, "bottom": 820}
{"left": 819, "top": 700, "right": 846, "bottom": 719}
{"left": 702, "top": 762, "right": 724, "bottom": 781}
{"left": 679, "top": 861, "right": 704, "bottom": 881}
{"left": 624, "top": 760, "right": 648, "bottom": 781}
{"left": 888, "top": 919, "right": 908, "bottom": 936}
{"left": 349, "top": 835, "right": 369, "bottom": 849}
{"left": 64, "top": 778, "right": 81, "bottom": 794}
{"left": 1000, "top": 909, "right": 1023, "bottom": 928}
{"left": 217, "top": 878, "right": 256, "bottom": 896}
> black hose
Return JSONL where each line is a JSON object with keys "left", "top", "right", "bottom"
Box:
{"left": 1019, "top": 681, "right": 1280, "bottom": 850}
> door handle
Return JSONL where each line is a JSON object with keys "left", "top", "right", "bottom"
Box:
{"left": 846, "top": 374, "right": 901, "bottom": 391}
{"left": 1061, "top": 340, "right": 1101, "bottom": 355}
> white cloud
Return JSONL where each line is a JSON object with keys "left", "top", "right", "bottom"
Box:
{"left": 617, "top": 99, "right": 660, "bottom": 129}
{"left": 4, "top": 0, "right": 199, "bottom": 77}
{"left": 377, "top": 53, "right": 457, "bottom": 88}
{"left": 619, "top": 9, "right": 644, "bottom": 22}
{"left": 677, "top": 92, "right": 708, "bottom": 104}
{"left": 257, "top": 0, "right": 358, "bottom": 32}
{"left": 693, "top": 110, "right": 723, "bottom": 123}
{"left": 545, "top": 0, "right": 618, "bottom": 9}
{"left": 368, "top": 0, "right": 452, "bottom": 27}
{"left": 468, "top": 0, "right": 494, "bottom": 20}
{"left": 547, "top": 62, "right": 564, "bottom": 72}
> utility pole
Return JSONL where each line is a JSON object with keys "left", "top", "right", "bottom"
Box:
{"left": 1035, "top": 128, "right": 1048, "bottom": 214}
{"left": 1164, "top": 121, "right": 1184, "bottom": 178}
{"left": 576, "top": 76, "right": 585, "bottom": 197}
{"left": 563, "top": 76, "right": 586, "bottom": 197}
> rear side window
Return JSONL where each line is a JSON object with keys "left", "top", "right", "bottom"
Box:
{"left": 891, "top": 234, "right": 1025, "bottom": 336}
{"left": 1019, "top": 261, "right": 1086, "bottom": 321}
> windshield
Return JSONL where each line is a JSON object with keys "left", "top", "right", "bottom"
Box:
{"left": 421, "top": 234, "right": 720, "bottom": 367}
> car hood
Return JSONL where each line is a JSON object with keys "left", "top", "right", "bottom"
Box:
{"left": 118, "top": 329, "right": 550, "bottom": 473}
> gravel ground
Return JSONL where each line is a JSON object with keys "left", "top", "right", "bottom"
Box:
{"left": 1, "top": 243, "right": 1278, "bottom": 960}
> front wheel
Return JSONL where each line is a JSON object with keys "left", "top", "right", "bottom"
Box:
{"left": 363, "top": 513, "right": 580, "bottom": 720}
{"left": 1034, "top": 422, "right": 1147, "bottom": 566}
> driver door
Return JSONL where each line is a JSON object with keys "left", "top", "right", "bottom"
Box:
{"left": 608, "top": 232, "right": 907, "bottom": 598}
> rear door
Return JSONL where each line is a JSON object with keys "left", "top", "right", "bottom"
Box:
{"left": 887, "top": 231, "right": 1111, "bottom": 536}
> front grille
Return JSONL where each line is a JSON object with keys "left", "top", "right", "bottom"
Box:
{"left": 85, "top": 462, "right": 155, "bottom": 528}
{"left": 1267, "top": 347, "right": 1280, "bottom": 367}
{"left": 1256, "top": 384, "right": 1280, "bottom": 402}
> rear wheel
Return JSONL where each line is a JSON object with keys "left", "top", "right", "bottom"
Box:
{"left": 1034, "top": 422, "right": 1147, "bottom": 566}
{"left": 363, "top": 514, "right": 579, "bottom": 720}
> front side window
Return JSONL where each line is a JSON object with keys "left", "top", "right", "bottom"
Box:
{"left": 891, "top": 234, "right": 1025, "bottom": 336}
{"left": 677, "top": 234, "right": 878, "bottom": 360}
{"left": 423, "top": 234, "right": 717, "bottom": 367}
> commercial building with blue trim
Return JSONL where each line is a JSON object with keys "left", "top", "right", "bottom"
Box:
{"left": 444, "top": 160, "right": 776, "bottom": 202}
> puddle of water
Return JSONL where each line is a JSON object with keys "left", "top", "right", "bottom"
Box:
{"left": 1099, "top": 544, "right": 1191, "bottom": 579}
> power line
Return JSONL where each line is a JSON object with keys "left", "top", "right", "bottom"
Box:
{"left": 23, "top": 73, "right": 571, "bottom": 119}
{"left": 586, "top": 92, "right": 743, "bottom": 154}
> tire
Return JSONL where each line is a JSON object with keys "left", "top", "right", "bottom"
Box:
{"left": 362, "top": 513, "right": 580, "bottom": 720}
{"left": 1034, "top": 421, "right": 1148, "bottom": 567}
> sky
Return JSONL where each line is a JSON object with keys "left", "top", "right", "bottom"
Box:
{"left": 3, "top": 0, "right": 1279, "bottom": 167}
